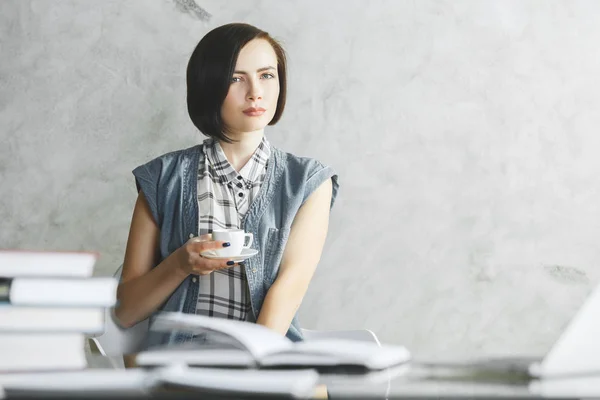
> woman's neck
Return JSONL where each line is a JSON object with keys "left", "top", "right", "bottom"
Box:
{"left": 219, "top": 130, "right": 264, "bottom": 172}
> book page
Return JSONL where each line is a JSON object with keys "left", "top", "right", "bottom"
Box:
{"left": 151, "top": 312, "right": 293, "bottom": 359}
{"left": 137, "top": 346, "right": 256, "bottom": 368}
{"left": 264, "top": 339, "right": 411, "bottom": 370}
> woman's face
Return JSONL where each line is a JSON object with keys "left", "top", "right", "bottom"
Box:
{"left": 221, "top": 39, "right": 280, "bottom": 137}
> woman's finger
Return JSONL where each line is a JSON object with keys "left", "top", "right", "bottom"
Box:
{"left": 198, "top": 233, "right": 212, "bottom": 241}
{"left": 213, "top": 261, "right": 243, "bottom": 271}
{"left": 189, "top": 240, "right": 230, "bottom": 254}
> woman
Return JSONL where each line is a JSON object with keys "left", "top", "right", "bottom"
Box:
{"left": 115, "top": 23, "right": 339, "bottom": 349}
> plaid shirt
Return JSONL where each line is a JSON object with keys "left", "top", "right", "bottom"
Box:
{"left": 195, "top": 137, "right": 270, "bottom": 321}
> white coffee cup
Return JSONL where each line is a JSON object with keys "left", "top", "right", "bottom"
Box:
{"left": 211, "top": 229, "right": 254, "bottom": 257}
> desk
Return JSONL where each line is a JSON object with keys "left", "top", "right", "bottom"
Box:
{"left": 0, "top": 355, "right": 587, "bottom": 400}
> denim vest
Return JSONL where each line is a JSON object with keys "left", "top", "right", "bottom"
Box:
{"left": 132, "top": 143, "right": 339, "bottom": 349}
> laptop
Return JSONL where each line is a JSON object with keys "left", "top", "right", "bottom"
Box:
{"left": 414, "top": 281, "right": 600, "bottom": 380}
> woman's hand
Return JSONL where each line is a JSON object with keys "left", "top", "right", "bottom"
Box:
{"left": 171, "top": 235, "right": 241, "bottom": 276}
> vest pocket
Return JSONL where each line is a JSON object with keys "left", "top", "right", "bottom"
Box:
{"left": 263, "top": 227, "right": 291, "bottom": 284}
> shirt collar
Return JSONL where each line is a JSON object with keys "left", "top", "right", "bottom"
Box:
{"left": 204, "top": 136, "right": 271, "bottom": 185}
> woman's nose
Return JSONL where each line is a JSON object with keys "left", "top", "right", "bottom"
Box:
{"left": 247, "top": 82, "right": 263, "bottom": 101}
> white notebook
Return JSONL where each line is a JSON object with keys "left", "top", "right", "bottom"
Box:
{"left": 415, "top": 279, "right": 600, "bottom": 379}
{"left": 529, "top": 375, "right": 600, "bottom": 398}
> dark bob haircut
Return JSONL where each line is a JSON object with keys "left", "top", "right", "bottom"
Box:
{"left": 186, "top": 23, "right": 287, "bottom": 143}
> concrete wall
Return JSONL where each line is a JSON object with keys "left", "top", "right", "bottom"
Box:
{"left": 2, "top": 0, "right": 600, "bottom": 359}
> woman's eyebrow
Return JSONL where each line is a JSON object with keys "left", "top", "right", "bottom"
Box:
{"left": 233, "top": 66, "right": 276, "bottom": 74}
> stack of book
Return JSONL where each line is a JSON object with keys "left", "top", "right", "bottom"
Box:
{"left": 0, "top": 250, "right": 117, "bottom": 372}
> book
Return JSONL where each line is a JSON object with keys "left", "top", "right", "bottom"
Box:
{"left": 136, "top": 312, "right": 411, "bottom": 371}
{"left": 0, "top": 369, "right": 151, "bottom": 396}
{"left": 0, "top": 277, "right": 118, "bottom": 307}
{"left": 155, "top": 364, "right": 319, "bottom": 398}
{"left": 0, "top": 250, "right": 98, "bottom": 278}
{"left": 0, "top": 306, "right": 104, "bottom": 333}
{"left": 0, "top": 333, "right": 86, "bottom": 372}
{"left": 0, "top": 366, "right": 320, "bottom": 398}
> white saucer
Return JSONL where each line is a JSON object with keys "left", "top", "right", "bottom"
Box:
{"left": 201, "top": 248, "right": 259, "bottom": 262}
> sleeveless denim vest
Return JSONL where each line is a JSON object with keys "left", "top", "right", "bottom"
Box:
{"left": 132, "top": 143, "right": 339, "bottom": 349}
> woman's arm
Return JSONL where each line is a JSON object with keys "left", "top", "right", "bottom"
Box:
{"left": 256, "top": 178, "right": 333, "bottom": 335}
{"left": 115, "top": 192, "right": 238, "bottom": 328}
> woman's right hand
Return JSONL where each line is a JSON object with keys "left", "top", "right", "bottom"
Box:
{"left": 172, "top": 235, "right": 241, "bottom": 276}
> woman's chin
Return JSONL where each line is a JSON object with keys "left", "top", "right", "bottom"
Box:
{"left": 228, "top": 124, "right": 268, "bottom": 136}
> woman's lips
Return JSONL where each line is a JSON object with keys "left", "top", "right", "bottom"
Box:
{"left": 243, "top": 107, "right": 266, "bottom": 117}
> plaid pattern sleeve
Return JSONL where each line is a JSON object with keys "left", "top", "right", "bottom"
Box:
{"left": 194, "top": 137, "right": 271, "bottom": 322}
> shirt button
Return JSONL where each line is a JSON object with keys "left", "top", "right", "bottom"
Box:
{"left": 238, "top": 192, "right": 244, "bottom": 198}
{"left": 237, "top": 182, "right": 243, "bottom": 188}
{"left": 252, "top": 268, "right": 257, "bottom": 273}
{"left": 189, "top": 233, "right": 194, "bottom": 238}
{"left": 237, "top": 175, "right": 243, "bottom": 180}
{"left": 192, "top": 277, "right": 197, "bottom": 283}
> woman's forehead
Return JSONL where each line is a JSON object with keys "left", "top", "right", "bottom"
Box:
{"left": 235, "top": 39, "right": 277, "bottom": 70}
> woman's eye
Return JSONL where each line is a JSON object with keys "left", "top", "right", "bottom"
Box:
{"left": 231, "top": 76, "right": 242, "bottom": 83}
{"left": 261, "top": 73, "right": 275, "bottom": 79}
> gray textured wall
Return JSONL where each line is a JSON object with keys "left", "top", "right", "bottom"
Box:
{"left": 2, "top": 0, "right": 600, "bottom": 359}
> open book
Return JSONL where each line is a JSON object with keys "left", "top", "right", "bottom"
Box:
{"left": 136, "top": 312, "right": 411, "bottom": 371}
